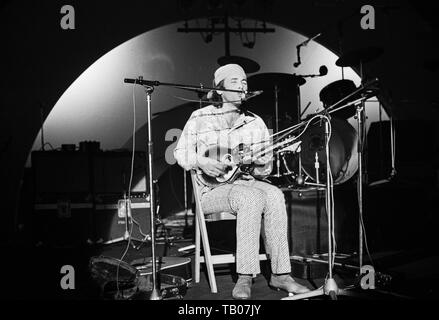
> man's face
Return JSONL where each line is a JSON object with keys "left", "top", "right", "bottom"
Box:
{"left": 220, "top": 73, "right": 248, "bottom": 106}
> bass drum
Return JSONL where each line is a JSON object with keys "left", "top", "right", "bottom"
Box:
{"left": 282, "top": 117, "right": 358, "bottom": 186}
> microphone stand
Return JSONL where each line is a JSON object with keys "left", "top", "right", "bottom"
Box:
{"left": 124, "top": 79, "right": 248, "bottom": 95}
{"left": 293, "top": 33, "right": 322, "bottom": 68}
{"left": 123, "top": 76, "right": 162, "bottom": 300}
{"left": 144, "top": 79, "right": 161, "bottom": 300}
{"left": 124, "top": 77, "right": 255, "bottom": 299}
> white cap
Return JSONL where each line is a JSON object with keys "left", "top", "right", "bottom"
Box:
{"left": 214, "top": 64, "right": 246, "bottom": 86}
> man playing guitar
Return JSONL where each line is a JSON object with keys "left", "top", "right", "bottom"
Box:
{"left": 174, "top": 64, "right": 310, "bottom": 299}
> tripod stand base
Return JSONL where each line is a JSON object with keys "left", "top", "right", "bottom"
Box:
{"left": 281, "top": 278, "right": 339, "bottom": 300}
{"left": 149, "top": 289, "right": 162, "bottom": 300}
{"left": 281, "top": 288, "right": 324, "bottom": 300}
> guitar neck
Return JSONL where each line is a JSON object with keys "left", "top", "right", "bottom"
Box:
{"left": 247, "top": 137, "right": 298, "bottom": 162}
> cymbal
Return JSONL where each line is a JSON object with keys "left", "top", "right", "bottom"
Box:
{"left": 336, "top": 46, "right": 384, "bottom": 67}
{"left": 247, "top": 72, "right": 306, "bottom": 91}
{"left": 319, "top": 79, "right": 359, "bottom": 119}
{"left": 217, "top": 55, "right": 261, "bottom": 73}
{"left": 243, "top": 72, "right": 302, "bottom": 122}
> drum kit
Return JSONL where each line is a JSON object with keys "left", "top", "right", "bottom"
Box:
{"left": 241, "top": 45, "right": 386, "bottom": 192}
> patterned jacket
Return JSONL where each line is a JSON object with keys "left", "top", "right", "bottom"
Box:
{"left": 174, "top": 104, "right": 273, "bottom": 193}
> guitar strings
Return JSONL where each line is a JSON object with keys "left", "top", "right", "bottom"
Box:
{"left": 249, "top": 115, "right": 330, "bottom": 161}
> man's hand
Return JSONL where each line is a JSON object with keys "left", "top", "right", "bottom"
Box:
{"left": 253, "top": 158, "right": 267, "bottom": 166}
{"left": 197, "top": 156, "right": 228, "bottom": 177}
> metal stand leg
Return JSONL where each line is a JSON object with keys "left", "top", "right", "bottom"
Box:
{"left": 283, "top": 117, "right": 340, "bottom": 300}
{"left": 144, "top": 85, "right": 161, "bottom": 300}
{"left": 356, "top": 104, "right": 364, "bottom": 270}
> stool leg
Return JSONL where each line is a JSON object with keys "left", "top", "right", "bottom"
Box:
{"left": 197, "top": 208, "right": 218, "bottom": 293}
{"left": 195, "top": 207, "right": 201, "bottom": 283}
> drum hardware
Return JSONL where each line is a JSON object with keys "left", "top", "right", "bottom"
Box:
{"left": 283, "top": 116, "right": 342, "bottom": 300}
{"left": 283, "top": 79, "right": 379, "bottom": 300}
{"left": 335, "top": 46, "right": 384, "bottom": 70}
{"left": 271, "top": 116, "right": 359, "bottom": 189}
{"left": 289, "top": 67, "right": 328, "bottom": 185}
{"left": 316, "top": 80, "right": 377, "bottom": 272}
{"left": 247, "top": 69, "right": 327, "bottom": 186}
{"left": 314, "top": 152, "right": 320, "bottom": 184}
{"left": 300, "top": 101, "right": 312, "bottom": 120}
{"left": 320, "top": 79, "right": 359, "bottom": 119}
{"left": 293, "top": 33, "right": 322, "bottom": 68}
{"left": 246, "top": 73, "right": 306, "bottom": 181}
{"left": 367, "top": 97, "right": 397, "bottom": 187}
{"left": 336, "top": 48, "right": 382, "bottom": 271}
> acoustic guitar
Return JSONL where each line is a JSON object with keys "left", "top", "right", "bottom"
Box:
{"left": 196, "top": 137, "right": 301, "bottom": 187}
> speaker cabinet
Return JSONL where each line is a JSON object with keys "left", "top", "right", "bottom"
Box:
{"left": 94, "top": 198, "right": 151, "bottom": 244}
{"left": 92, "top": 151, "right": 147, "bottom": 194}
{"left": 284, "top": 189, "right": 329, "bottom": 256}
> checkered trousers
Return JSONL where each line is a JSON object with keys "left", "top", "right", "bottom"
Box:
{"left": 201, "top": 178, "right": 291, "bottom": 275}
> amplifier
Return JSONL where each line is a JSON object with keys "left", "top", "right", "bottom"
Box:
{"left": 94, "top": 197, "right": 151, "bottom": 244}
{"left": 92, "top": 151, "right": 147, "bottom": 194}
{"left": 284, "top": 189, "right": 329, "bottom": 256}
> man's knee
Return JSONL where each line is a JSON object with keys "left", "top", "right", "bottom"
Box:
{"left": 264, "top": 185, "right": 285, "bottom": 203}
{"left": 229, "top": 187, "right": 265, "bottom": 213}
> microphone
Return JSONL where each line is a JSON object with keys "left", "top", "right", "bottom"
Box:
{"left": 244, "top": 90, "right": 264, "bottom": 101}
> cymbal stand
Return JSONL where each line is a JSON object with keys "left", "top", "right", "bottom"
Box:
{"left": 357, "top": 59, "right": 366, "bottom": 270}
{"left": 274, "top": 85, "right": 281, "bottom": 177}
{"left": 296, "top": 82, "right": 304, "bottom": 181}
{"left": 356, "top": 101, "right": 365, "bottom": 270}
{"left": 283, "top": 116, "right": 341, "bottom": 300}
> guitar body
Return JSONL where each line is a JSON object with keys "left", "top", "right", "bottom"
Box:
{"left": 195, "top": 137, "right": 299, "bottom": 188}
{"left": 196, "top": 144, "right": 250, "bottom": 188}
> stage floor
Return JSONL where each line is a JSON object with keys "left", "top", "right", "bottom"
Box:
{"left": 4, "top": 210, "right": 439, "bottom": 300}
